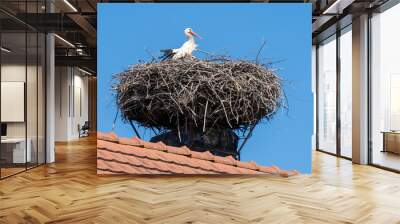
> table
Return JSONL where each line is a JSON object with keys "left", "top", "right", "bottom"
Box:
{"left": 382, "top": 131, "right": 400, "bottom": 154}
{"left": 1, "top": 138, "right": 31, "bottom": 163}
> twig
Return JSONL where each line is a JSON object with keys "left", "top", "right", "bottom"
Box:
{"left": 197, "top": 49, "right": 216, "bottom": 57}
{"left": 111, "top": 109, "right": 119, "bottom": 132}
{"left": 144, "top": 47, "right": 157, "bottom": 61}
{"left": 203, "top": 100, "right": 208, "bottom": 133}
{"left": 255, "top": 39, "right": 267, "bottom": 65}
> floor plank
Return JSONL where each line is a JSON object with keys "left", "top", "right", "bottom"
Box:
{"left": 0, "top": 135, "right": 400, "bottom": 224}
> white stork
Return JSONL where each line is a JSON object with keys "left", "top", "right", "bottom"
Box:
{"left": 160, "top": 28, "right": 202, "bottom": 61}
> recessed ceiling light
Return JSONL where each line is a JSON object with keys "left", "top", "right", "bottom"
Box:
{"left": 54, "top": 34, "right": 75, "bottom": 48}
{"left": 1, "top": 47, "right": 11, "bottom": 53}
{"left": 63, "top": 0, "right": 78, "bottom": 12}
{"left": 322, "top": 0, "right": 354, "bottom": 15}
{"left": 78, "top": 67, "right": 93, "bottom": 76}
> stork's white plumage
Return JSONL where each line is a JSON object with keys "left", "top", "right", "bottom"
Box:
{"left": 160, "top": 28, "right": 202, "bottom": 61}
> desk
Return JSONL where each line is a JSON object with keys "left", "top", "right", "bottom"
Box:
{"left": 382, "top": 131, "right": 400, "bottom": 154}
{"left": 1, "top": 138, "right": 31, "bottom": 163}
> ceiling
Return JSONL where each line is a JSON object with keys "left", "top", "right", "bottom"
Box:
{"left": 1, "top": 0, "right": 98, "bottom": 74}
{"left": 311, "top": 0, "right": 390, "bottom": 43}
{"left": 0, "top": 0, "right": 394, "bottom": 74}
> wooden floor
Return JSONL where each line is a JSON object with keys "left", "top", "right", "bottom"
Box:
{"left": 0, "top": 167, "right": 26, "bottom": 178}
{"left": 1, "top": 135, "right": 400, "bottom": 224}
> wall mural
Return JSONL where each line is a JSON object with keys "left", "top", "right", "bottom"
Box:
{"left": 97, "top": 3, "right": 312, "bottom": 175}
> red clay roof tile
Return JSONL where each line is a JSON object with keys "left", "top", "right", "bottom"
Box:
{"left": 166, "top": 145, "right": 191, "bottom": 156}
{"left": 97, "top": 132, "right": 298, "bottom": 177}
{"left": 97, "top": 132, "right": 118, "bottom": 142}
{"left": 190, "top": 151, "right": 214, "bottom": 161}
{"left": 213, "top": 155, "right": 236, "bottom": 166}
{"left": 141, "top": 141, "right": 166, "bottom": 151}
{"left": 258, "top": 166, "right": 280, "bottom": 174}
{"left": 118, "top": 137, "right": 144, "bottom": 147}
{"left": 236, "top": 160, "right": 258, "bottom": 170}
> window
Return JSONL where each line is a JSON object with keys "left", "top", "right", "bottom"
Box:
{"left": 370, "top": 3, "right": 400, "bottom": 171}
{"left": 0, "top": 1, "right": 46, "bottom": 179}
{"left": 317, "top": 35, "right": 337, "bottom": 154}
{"left": 316, "top": 24, "right": 353, "bottom": 159}
{"left": 339, "top": 26, "right": 352, "bottom": 158}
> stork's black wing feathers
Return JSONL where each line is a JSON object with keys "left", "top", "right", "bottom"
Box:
{"left": 159, "top": 49, "right": 175, "bottom": 61}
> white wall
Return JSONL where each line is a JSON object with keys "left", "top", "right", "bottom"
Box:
{"left": 1, "top": 63, "right": 46, "bottom": 164}
{"left": 55, "top": 66, "right": 69, "bottom": 141}
{"left": 55, "top": 67, "right": 89, "bottom": 141}
{"left": 72, "top": 73, "right": 89, "bottom": 137}
{"left": 1, "top": 64, "right": 37, "bottom": 138}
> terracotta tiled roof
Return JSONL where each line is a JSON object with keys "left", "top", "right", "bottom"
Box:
{"left": 97, "top": 132, "right": 299, "bottom": 177}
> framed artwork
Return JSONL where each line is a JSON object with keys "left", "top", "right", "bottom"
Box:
{"left": 98, "top": 3, "right": 312, "bottom": 175}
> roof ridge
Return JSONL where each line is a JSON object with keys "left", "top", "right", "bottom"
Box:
{"left": 97, "top": 132, "right": 299, "bottom": 176}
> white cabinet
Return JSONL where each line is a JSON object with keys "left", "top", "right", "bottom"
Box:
{"left": 1, "top": 138, "right": 32, "bottom": 163}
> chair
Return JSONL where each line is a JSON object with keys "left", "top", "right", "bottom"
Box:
{"left": 79, "top": 121, "right": 90, "bottom": 138}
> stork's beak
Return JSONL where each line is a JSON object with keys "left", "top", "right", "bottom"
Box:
{"left": 190, "top": 30, "right": 203, "bottom": 39}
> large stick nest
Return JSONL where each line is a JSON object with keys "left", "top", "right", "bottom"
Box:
{"left": 114, "top": 58, "right": 284, "bottom": 131}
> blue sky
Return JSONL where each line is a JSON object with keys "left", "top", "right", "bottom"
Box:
{"left": 98, "top": 3, "right": 312, "bottom": 173}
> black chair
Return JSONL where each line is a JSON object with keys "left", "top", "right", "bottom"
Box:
{"left": 79, "top": 121, "right": 90, "bottom": 138}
